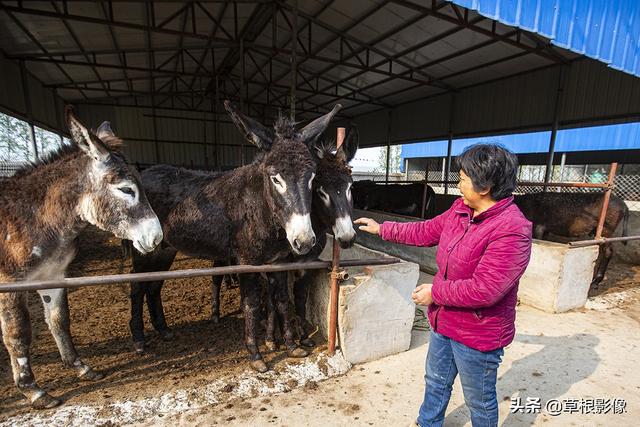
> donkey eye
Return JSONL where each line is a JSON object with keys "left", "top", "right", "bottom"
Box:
{"left": 118, "top": 187, "right": 135, "bottom": 197}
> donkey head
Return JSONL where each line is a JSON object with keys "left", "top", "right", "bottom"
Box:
{"left": 225, "top": 101, "right": 341, "bottom": 255}
{"left": 311, "top": 126, "right": 359, "bottom": 248}
{"left": 65, "top": 107, "right": 163, "bottom": 254}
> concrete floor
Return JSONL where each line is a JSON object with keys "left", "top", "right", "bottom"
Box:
{"left": 153, "top": 273, "right": 640, "bottom": 427}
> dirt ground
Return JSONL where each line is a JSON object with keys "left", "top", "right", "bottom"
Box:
{"left": 0, "top": 227, "right": 321, "bottom": 421}
{"left": 1, "top": 227, "right": 640, "bottom": 425}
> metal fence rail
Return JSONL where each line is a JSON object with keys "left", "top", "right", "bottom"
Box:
{"left": 0, "top": 258, "right": 400, "bottom": 293}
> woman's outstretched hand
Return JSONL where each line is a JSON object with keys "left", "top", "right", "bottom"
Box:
{"left": 412, "top": 283, "right": 433, "bottom": 306}
{"left": 354, "top": 217, "right": 380, "bottom": 235}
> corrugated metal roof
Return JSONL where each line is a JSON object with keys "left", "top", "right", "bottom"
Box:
{"left": 451, "top": 0, "right": 640, "bottom": 77}
{"left": 400, "top": 121, "right": 640, "bottom": 161}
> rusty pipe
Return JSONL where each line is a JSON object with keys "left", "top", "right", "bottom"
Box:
{"left": 0, "top": 258, "right": 399, "bottom": 293}
{"left": 328, "top": 237, "right": 341, "bottom": 355}
{"left": 595, "top": 163, "right": 617, "bottom": 239}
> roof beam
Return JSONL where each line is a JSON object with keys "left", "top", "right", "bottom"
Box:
{"left": 1, "top": 8, "right": 89, "bottom": 99}
{"left": 389, "top": 0, "right": 567, "bottom": 65}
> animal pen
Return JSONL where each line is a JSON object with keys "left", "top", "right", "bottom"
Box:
{"left": 0, "top": 0, "right": 639, "bottom": 424}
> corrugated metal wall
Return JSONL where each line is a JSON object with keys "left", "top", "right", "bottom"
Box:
{"left": 77, "top": 102, "right": 251, "bottom": 168}
{"left": 351, "top": 59, "right": 640, "bottom": 147}
{"left": 0, "top": 53, "right": 63, "bottom": 132}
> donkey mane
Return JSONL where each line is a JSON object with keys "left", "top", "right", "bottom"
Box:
{"left": 315, "top": 138, "right": 352, "bottom": 176}
{"left": 10, "top": 133, "right": 124, "bottom": 179}
{"left": 274, "top": 115, "right": 298, "bottom": 140}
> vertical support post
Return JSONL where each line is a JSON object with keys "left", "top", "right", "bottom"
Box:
{"left": 444, "top": 93, "right": 455, "bottom": 195}
{"left": 595, "top": 163, "right": 618, "bottom": 239}
{"left": 544, "top": 66, "right": 565, "bottom": 191}
{"left": 385, "top": 110, "right": 392, "bottom": 183}
{"left": 19, "top": 60, "right": 38, "bottom": 161}
{"left": 328, "top": 126, "right": 346, "bottom": 356}
{"left": 444, "top": 134, "right": 452, "bottom": 195}
{"left": 290, "top": 0, "right": 298, "bottom": 121}
{"left": 558, "top": 152, "right": 566, "bottom": 191}
{"left": 213, "top": 75, "right": 220, "bottom": 169}
{"left": 240, "top": 38, "right": 245, "bottom": 166}
{"left": 151, "top": 103, "right": 160, "bottom": 164}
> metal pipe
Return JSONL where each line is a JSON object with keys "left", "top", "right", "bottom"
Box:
{"left": 0, "top": 258, "right": 399, "bottom": 293}
{"left": 290, "top": 0, "right": 298, "bottom": 120}
{"left": 595, "top": 162, "right": 618, "bottom": 239}
{"left": 329, "top": 126, "right": 347, "bottom": 355}
{"left": 445, "top": 93, "right": 455, "bottom": 195}
{"left": 385, "top": 110, "right": 392, "bottom": 184}
{"left": 19, "top": 60, "right": 38, "bottom": 161}
{"left": 544, "top": 66, "right": 566, "bottom": 190}
{"left": 240, "top": 38, "right": 245, "bottom": 166}
{"left": 569, "top": 235, "right": 640, "bottom": 247}
{"left": 328, "top": 238, "right": 341, "bottom": 355}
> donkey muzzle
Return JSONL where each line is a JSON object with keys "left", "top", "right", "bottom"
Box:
{"left": 131, "top": 217, "right": 163, "bottom": 254}
{"left": 332, "top": 215, "right": 356, "bottom": 249}
{"left": 286, "top": 213, "right": 316, "bottom": 255}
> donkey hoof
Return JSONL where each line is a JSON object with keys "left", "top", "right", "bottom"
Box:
{"left": 79, "top": 368, "right": 104, "bottom": 381}
{"left": 265, "top": 340, "right": 278, "bottom": 352}
{"left": 211, "top": 314, "right": 220, "bottom": 324}
{"left": 133, "top": 341, "right": 146, "bottom": 354}
{"left": 159, "top": 329, "right": 174, "bottom": 341}
{"left": 32, "top": 393, "right": 62, "bottom": 409}
{"left": 300, "top": 338, "right": 315, "bottom": 348}
{"left": 288, "top": 347, "right": 309, "bottom": 358}
{"left": 250, "top": 359, "right": 269, "bottom": 373}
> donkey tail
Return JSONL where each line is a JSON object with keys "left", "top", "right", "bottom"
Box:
{"left": 622, "top": 205, "right": 630, "bottom": 246}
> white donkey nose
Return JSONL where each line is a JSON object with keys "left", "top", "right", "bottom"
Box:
{"left": 132, "top": 217, "right": 163, "bottom": 253}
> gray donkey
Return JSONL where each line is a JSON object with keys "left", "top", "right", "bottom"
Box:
{"left": 127, "top": 101, "right": 341, "bottom": 372}
{"left": 0, "top": 107, "right": 163, "bottom": 409}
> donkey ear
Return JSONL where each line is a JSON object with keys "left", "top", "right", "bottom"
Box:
{"left": 299, "top": 104, "right": 342, "bottom": 146}
{"left": 224, "top": 100, "right": 274, "bottom": 150}
{"left": 336, "top": 124, "right": 359, "bottom": 164}
{"left": 65, "top": 105, "right": 109, "bottom": 162}
{"left": 95, "top": 121, "right": 115, "bottom": 140}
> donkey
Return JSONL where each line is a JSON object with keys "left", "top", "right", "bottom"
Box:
{"left": 0, "top": 107, "right": 163, "bottom": 409}
{"left": 211, "top": 127, "right": 359, "bottom": 347}
{"left": 266, "top": 127, "right": 360, "bottom": 350}
{"left": 127, "top": 101, "right": 342, "bottom": 372}
{"left": 514, "top": 192, "right": 630, "bottom": 288}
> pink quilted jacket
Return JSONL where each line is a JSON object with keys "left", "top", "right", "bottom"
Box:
{"left": 380, "top": 196, "right": 532, "bottom": 351}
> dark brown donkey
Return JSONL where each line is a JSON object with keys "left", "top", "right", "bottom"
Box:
{"left": 127, "top": 101, "right": 341, "bottom": 372}
{"left": 209, "top": 127, "right": 359, "bottom": 348}
{"left": 0, "top": 108, "right": 163, "bottom": 409}
{"left": 515, "top": 192, "right": 629, "bottom": 288}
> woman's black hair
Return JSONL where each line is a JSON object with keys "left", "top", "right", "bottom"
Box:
{"left": 456, "top": 143, "right": 518, "bottom": 200}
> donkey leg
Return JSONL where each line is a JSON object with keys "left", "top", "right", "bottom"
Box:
{"left": 129, "top": 282, "right": 146, "bottom": 353}
{"left": 239, "top": 274, "right": 268, "bottom": 372}
{"left": 211, "top": 259, "right": 227, "bottom": 323}
{"left": 294, "top": 271, "right": 315, "bottom": 348}
{"left": 265, "top": 277, "right": 278, "bottom": 352}
{"left": 143, "top": 248, "right": 176, "bottom": 340}
{"left": 37, "top": 288, "right": 103, "bottom": 381}
{"left": 145, "top": 281, "right": 173, "bottom": 340}
{"left": 0, "top": 292, "right": 60, "bottom": 409}
{"left": 591, "top": 244, "right": 613, "bottom": 289}
{"left": 269, "top": 272, "right": 309, "bottom": 358}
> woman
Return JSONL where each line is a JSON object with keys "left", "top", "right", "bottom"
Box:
{"left": 355, "top": 144, "right": 532, "bottom": 427}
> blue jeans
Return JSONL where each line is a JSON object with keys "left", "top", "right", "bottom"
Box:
{"left": 417, "top": 331, "right": 504, "bottom": 427}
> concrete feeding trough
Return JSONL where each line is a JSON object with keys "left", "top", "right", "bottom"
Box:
{"left": 306, "top": 236, "right": 419, "bottom": 364}
{"left": 352, "top": 208, "right": 599, "bottom": 313}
